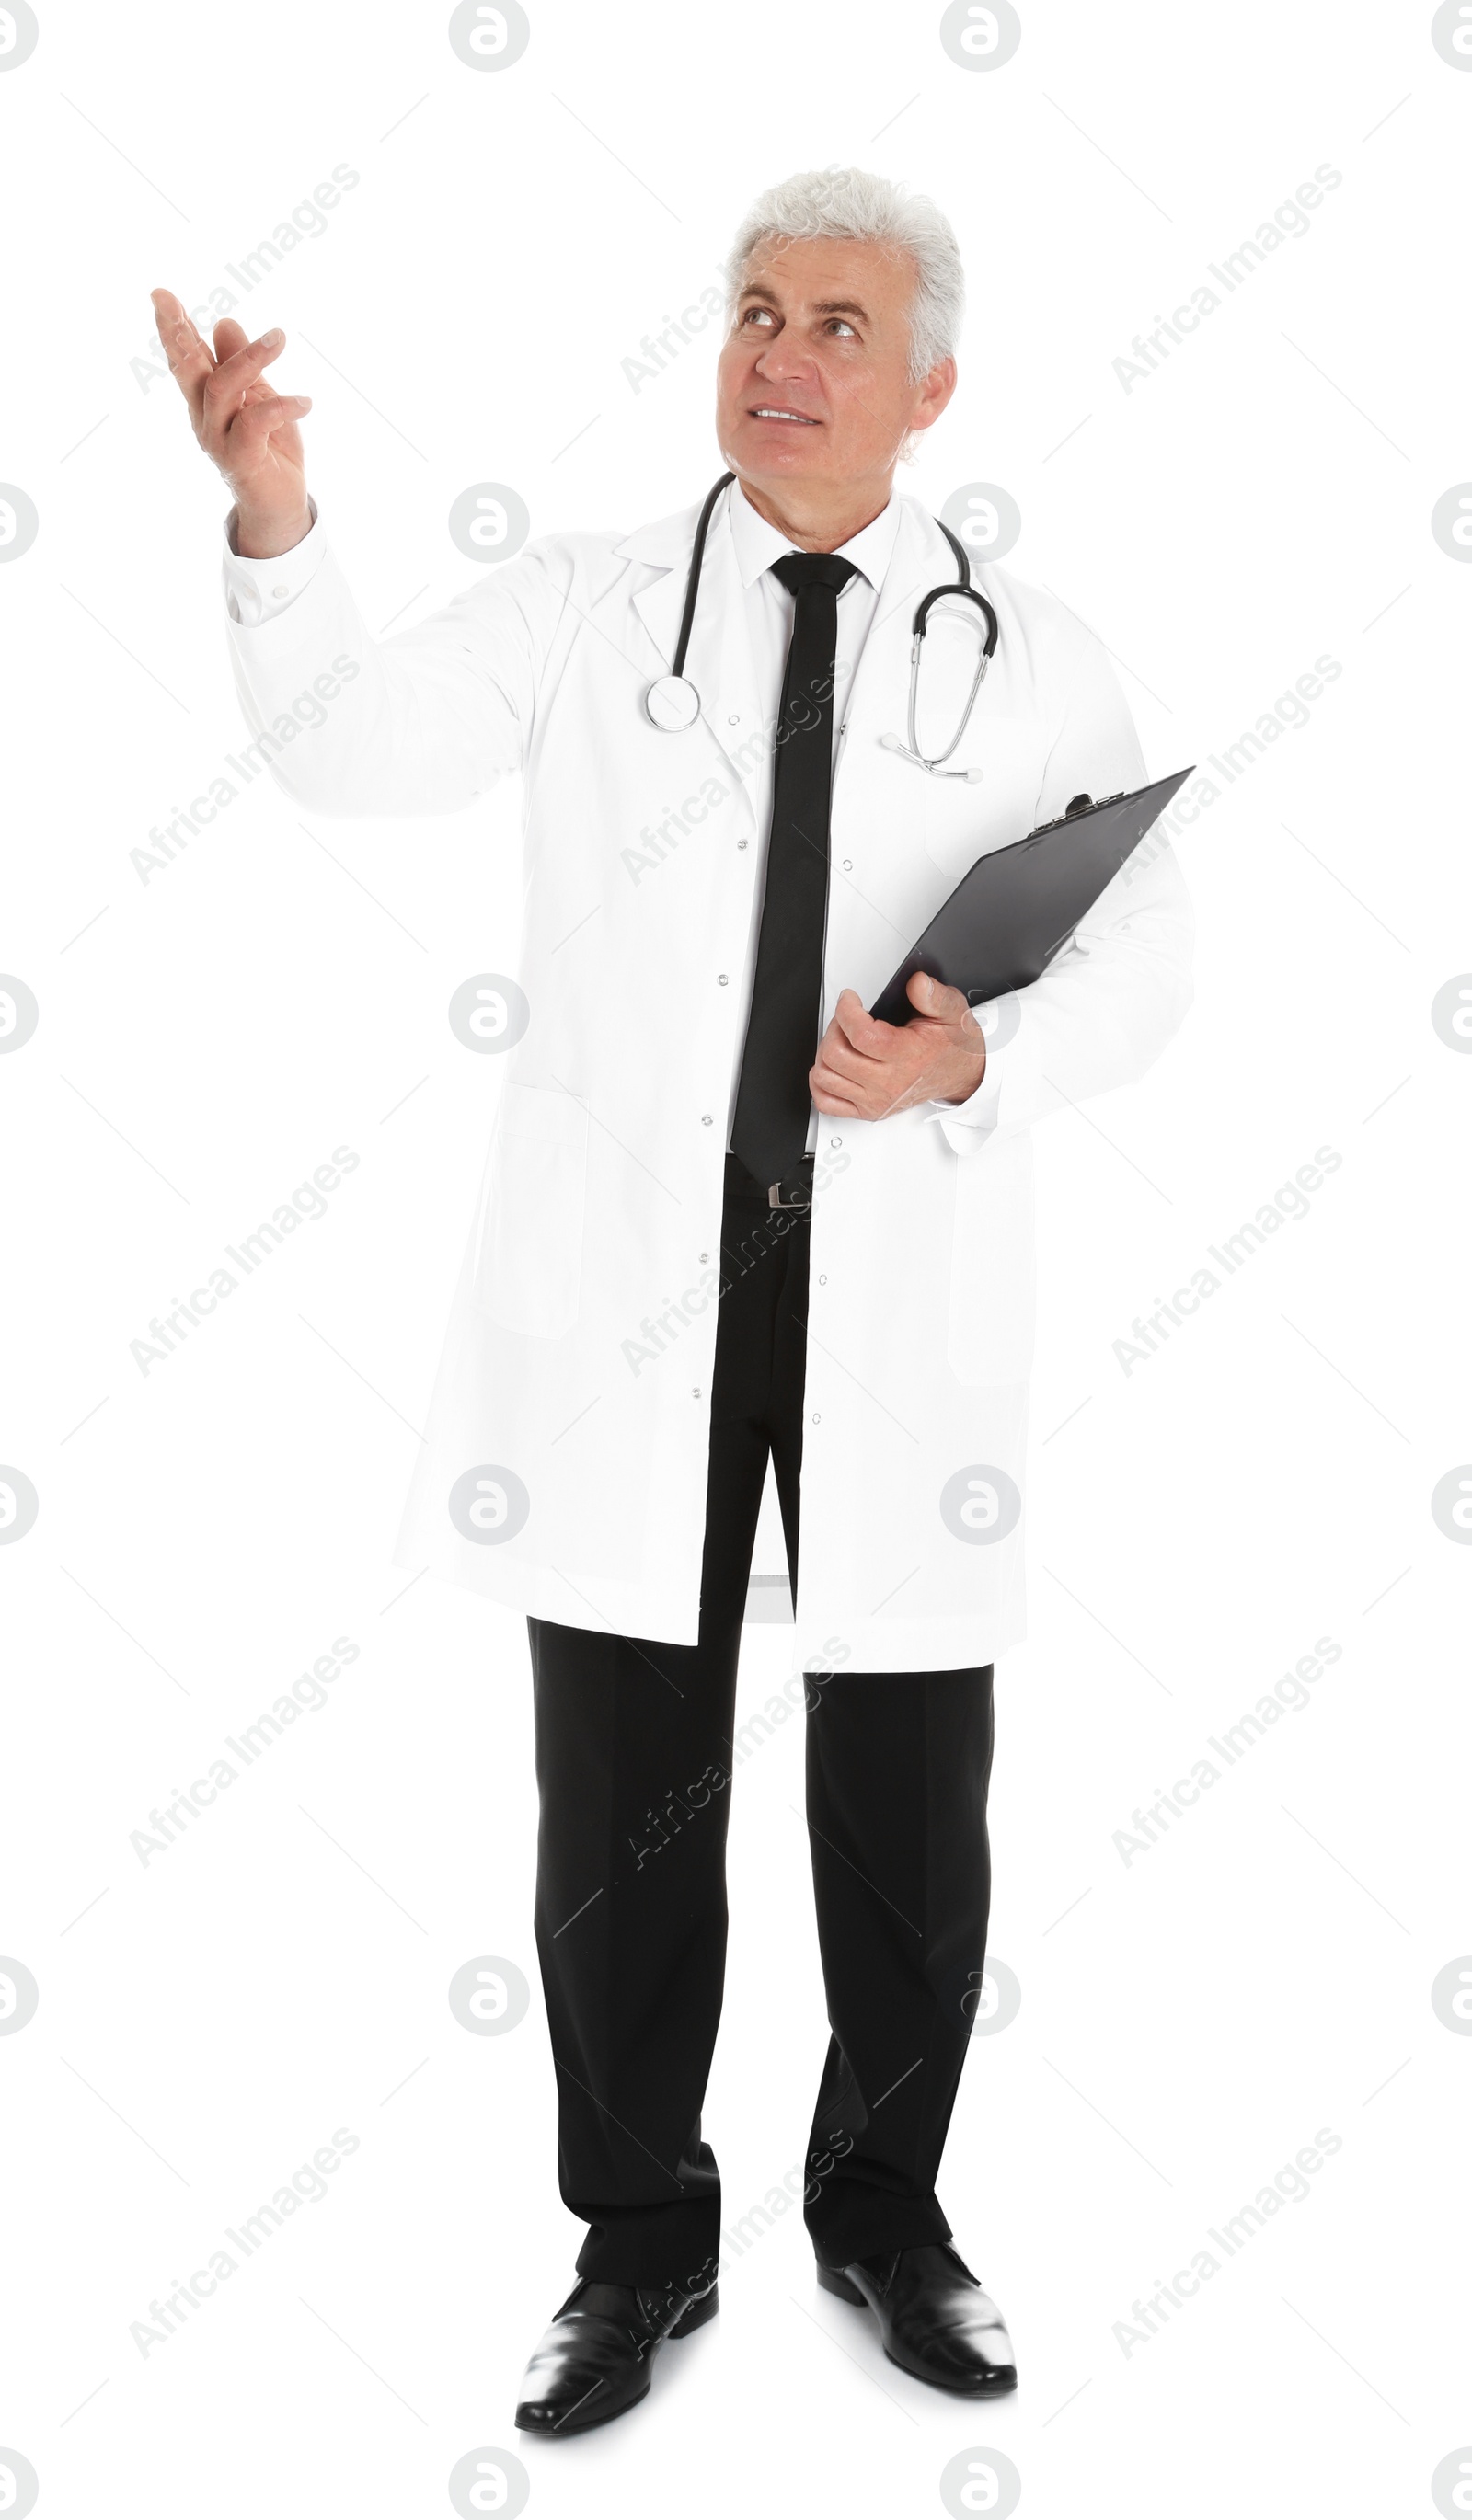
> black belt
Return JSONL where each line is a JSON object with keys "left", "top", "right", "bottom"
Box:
{"left": 724, "top": 1148, "right": 814, "bottom": 1212}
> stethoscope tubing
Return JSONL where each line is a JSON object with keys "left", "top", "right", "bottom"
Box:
{"left": 651, "top": 475, "right": 1001, "bottom": 773}
{"left": 906, "top": 522, "right": 998, "bottom": 768}
{"left": 669, "top": 470, "right": 736, "bottom": 683}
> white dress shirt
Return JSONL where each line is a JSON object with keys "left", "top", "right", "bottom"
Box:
{"left": 223, "top": 482, "right": 911, "bottom": 1161}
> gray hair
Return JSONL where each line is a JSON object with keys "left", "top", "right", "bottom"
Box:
{"left": 723, "top": 167, "right": 964, "bottom": 381}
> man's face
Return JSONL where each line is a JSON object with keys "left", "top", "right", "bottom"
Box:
{"left": 715, "top": 234, "right": 955, "bottom": 495}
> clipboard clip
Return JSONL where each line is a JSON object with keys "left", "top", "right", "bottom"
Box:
{"left": 1027, "top": 790, "right": 1124, "bottom": 840}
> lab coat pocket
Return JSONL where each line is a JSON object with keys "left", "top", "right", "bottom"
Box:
{"left": 948, "top": 1128, "right": 1036, "bottom": 1387}
{"left": 473, "top": 1082, "right": 588, "bottom": 1339}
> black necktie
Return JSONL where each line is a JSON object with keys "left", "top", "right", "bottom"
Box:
{"left": 730, "top": 550, "right": 858, "bottom": 1191}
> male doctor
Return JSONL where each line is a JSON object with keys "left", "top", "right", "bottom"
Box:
{"left": 155, "top": 165, "right": 1191, "bottom": 2434}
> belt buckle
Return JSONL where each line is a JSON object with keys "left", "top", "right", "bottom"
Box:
{"left": 768, "top": 1172, "right": 811, "bottom": 1213}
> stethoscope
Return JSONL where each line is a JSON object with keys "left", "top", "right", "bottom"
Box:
{"left": 643, "top": 471, "right": 999, "bottom": 781}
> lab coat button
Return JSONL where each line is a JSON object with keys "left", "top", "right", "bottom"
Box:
{"left": 718, "top": 973, "right": 728, "bottom": 985}
{"left": 702, "top": 1114, "right": 712, "bottom": 1125}
{"left": 738, "top": 838, "right": 748, "bottom": 850}
{"left": 271, "top": 583, "right": 289, "bottom": 598}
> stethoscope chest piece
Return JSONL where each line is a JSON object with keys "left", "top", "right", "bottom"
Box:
{"left": 644, "top": 672, "right": 702, "bottom": 732}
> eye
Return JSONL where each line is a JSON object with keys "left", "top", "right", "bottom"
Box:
{"left": 742, "top": 305, "right": 776, "bottom": 328}
{"left": 826, "top": 318, "right": 857, "bottom": 338}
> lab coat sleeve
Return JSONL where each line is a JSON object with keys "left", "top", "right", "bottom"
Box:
{"left": 221, "top": 505, "right": 567, "bottom": 816}
{"left": 927, "top": 628, "right": 1194, "bottom": 1155}
{"left": 222, "top": 499, "right": 328, "bottom": 624}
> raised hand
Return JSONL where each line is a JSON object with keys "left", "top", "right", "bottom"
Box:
{"left": 150, "top": 288, "right": 314, "bottom": 557}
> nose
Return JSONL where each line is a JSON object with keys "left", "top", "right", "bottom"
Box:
{"left": 754, "top": 337, "right": 816, "bottom": 390}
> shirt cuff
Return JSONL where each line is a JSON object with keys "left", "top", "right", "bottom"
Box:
{"left": 927, "top": 1059, "right": 1000, "bottom": 1125}
{"left": 925, "top": 1025, "right": 1005, "bottom": 1151}
{"left": 223, "top": 498, "right": 323, "bottom": 625}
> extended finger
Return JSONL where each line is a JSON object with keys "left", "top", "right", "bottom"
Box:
{"left": 201, "top": 328, "right": 287, "bottom": 432}
{"left": 151, "top": 287, "right": 216, "bottom": 411}
{"left": 228, "top": 391, "right": 313, "bottom": 449}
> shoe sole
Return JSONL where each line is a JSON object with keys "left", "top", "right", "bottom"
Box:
{"left": 670, "top": 2284, "right": 720, "bottom": 2340}
{"left": 814, "top": 2261, "right": 1018, "bottom": 2395}
{"left": 514, "top": 2285, "right": 719, "bottom": 2437}
{"left": 815, "top": 2262, "right": 867, "bottom": 2306}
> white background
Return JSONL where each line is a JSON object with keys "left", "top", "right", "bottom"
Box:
{"left": 2, "top": 2, "right": 1470, "bottom": 2514}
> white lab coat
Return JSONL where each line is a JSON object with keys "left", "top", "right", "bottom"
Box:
{"left": 224, "top": 490, "right": 1192, "bottom": 1672}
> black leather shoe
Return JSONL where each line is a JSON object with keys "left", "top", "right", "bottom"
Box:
{"left": 514, "top": 2275, "right": 719, "bottom": 2436}
{"left": 817, "top": 2242, "right": 1017, "bottom": 2393}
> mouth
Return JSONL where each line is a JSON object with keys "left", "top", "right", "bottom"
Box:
{"left": 747, "top": 405, "right": 821, "bottom": 425}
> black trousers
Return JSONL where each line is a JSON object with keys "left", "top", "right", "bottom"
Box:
{"left": 527, "top": 1164, "right": 995, "bottom": 2287}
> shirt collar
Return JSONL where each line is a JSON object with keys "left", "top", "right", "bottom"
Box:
{"left": 728, "top": 480, "right": 902, "bottom": 593}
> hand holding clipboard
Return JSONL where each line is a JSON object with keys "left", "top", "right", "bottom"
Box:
{"left": 868, "top": 769, "right": 1193, "bottom": 1025}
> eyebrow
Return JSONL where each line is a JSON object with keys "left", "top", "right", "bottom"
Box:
{"left": 738, "top": 283, "right": 870, "bottom": 323}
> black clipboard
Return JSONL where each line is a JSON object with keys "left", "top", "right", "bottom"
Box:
{"left": 868, "top": 767, "right": 1193, "bottom": 1026}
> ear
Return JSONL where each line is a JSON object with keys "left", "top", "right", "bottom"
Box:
{"left": 909, "top": 354, "right": 958, "bottom": 435}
